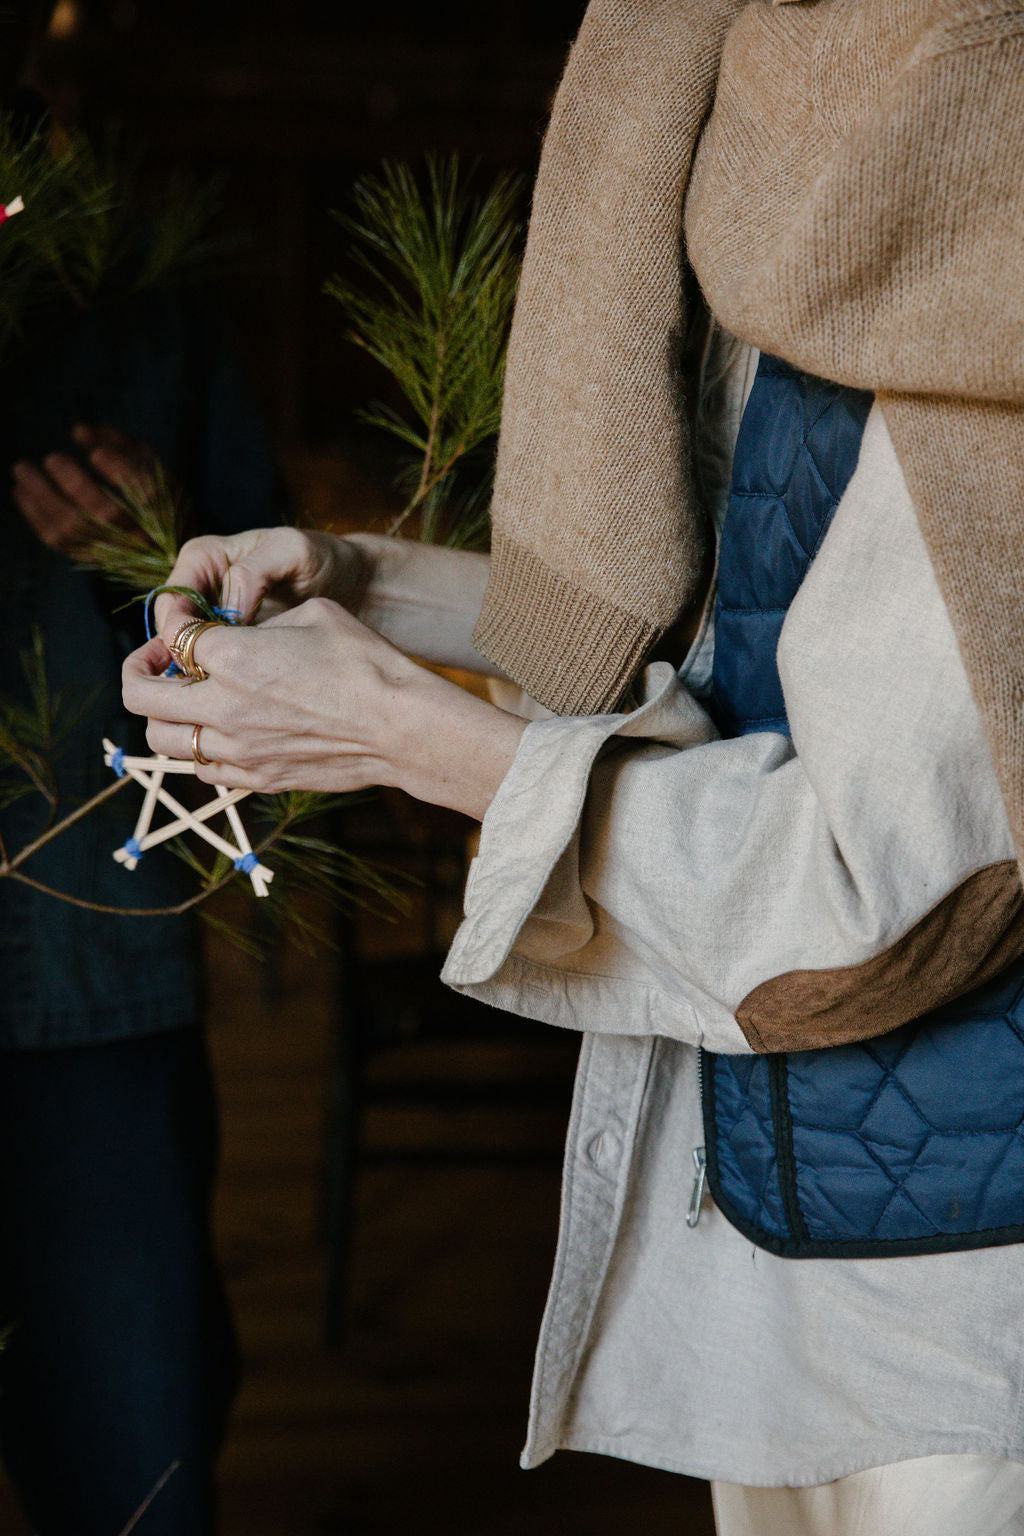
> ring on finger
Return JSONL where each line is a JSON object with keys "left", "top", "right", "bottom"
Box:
{"left": 169, "top": 618, "right": 220, "bottom": 681}
{"left": 168, "top": 618, "right": 206, "bottom": 677}
{"left": 191, "top": 723, "right": 212, "bottom": 767}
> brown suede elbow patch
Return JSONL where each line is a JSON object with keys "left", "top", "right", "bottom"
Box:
{"left": 736, "top": 861, "right": 1024, "bottom": 1054}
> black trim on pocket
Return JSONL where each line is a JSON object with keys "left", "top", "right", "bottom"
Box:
{"left": 768, "top": 1054, "right": 808, "bottom": 1243}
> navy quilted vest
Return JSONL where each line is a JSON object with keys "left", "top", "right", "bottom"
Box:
{"left": 702, "top": 354, "right": 1024, "bottom": 1259}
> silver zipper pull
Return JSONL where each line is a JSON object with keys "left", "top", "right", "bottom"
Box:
{"left": 687, "top": 1146, "right": 708, "bottom": 1228}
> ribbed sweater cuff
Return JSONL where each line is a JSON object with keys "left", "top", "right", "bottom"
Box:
{"left": 472, "top": 531, "right": 661, "bottom": 716}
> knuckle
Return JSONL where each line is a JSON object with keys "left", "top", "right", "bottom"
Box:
{"left": 219, "top": 696, "right": 243, "bottom": 735}
{"left": 304, "top": 595, "right": 335, "bottom": 622}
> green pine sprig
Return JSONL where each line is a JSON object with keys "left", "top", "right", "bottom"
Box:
{"left": 0, "top": 626, "right": 93, "bottom": 812}
{"left": 173, "top": 791, "right": 408, "bottom": 956}
{"left": 72, "top": 463, "right": 186, "bottom": 594}
{"left": 326, "top": 156, "right": 522, "bottom": 549}
{"left": 0, "top": 110, "right": 224, "bottom": 369}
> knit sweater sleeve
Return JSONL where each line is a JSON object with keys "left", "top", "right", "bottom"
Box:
{"left": 442, "top": 405, "right": 1023, "bottom": 1054}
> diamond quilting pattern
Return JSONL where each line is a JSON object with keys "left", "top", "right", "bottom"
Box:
{"left": 704, "top": 352, "right": 1024, "bottom": 1253}
{"left": 784, "top": 971, "right": 1024, "bottom": 1242}
{"left": 710, "top": 355, "right": 872, "bottom": 739}
{"left": 711, "top": 1055, "right": 789, "bottom": 1238}
{"left": 714, "top": 958, "right": 1024, "bottom": 1248}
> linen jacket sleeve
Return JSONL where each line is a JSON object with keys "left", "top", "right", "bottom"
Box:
{"left": 441, "top": 405, "right": 1024, "bottom": 1055}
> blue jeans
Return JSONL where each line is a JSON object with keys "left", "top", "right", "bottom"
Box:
{"left": 0, "top": 1028, "right": 238, "bottom": 1534}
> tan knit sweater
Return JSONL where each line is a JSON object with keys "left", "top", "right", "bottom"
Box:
{"left": 474, "top": 0, "right": 1024, "bottom": 868}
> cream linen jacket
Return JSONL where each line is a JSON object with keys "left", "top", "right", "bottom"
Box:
{"left": 441, "top": 338, "right": 1024, "bottom": 1485}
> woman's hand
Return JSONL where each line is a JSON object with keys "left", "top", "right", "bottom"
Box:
{"left": 123, "top": 595, "right": 525, "bottom": 820}
{"left": 153, "top": 527, "right": 366, "bottom": 637}
{"left": 155, "top": 526, "right": 503, "bottom": 677}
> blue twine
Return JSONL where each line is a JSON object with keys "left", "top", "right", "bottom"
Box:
{"left": 123, "top": 838, "right": 143, "bottom": 861}
{"left": 110, "top": 746, "right": 126, "bottom": 779}
{"left": 145, "top": 589, "right": 181, "bottom": 675}
{"left": 146, "top": 590, "right": 244, "bottom": 638}
{"left": 234, "top": 852, "right": 258, "bottom": 874}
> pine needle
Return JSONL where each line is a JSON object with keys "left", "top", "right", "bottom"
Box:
{"left": 73, "top": 464, "right": 186, "bottom": 593}
{"left": 0, "top": 627, "right": 92, "bottom": 810}
{"left": 0, "top": 108, "right": 224, "bottom": 370}
{"left": 326, "top": 156, "right": 522, "bottom": 549}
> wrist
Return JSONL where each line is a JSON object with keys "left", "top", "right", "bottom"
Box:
{"left": 382, "top": 659, "right": 526, "bottom": 820}
{"left": 309, "top": 531, "right": 370, "bottom": 609}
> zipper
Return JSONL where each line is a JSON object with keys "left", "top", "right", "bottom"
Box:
{"left": 687, "top": 1145, "right": 708, "bottom": 1228}
{"left": 687, "top": 1046, "right": 708, "bottom": 1227}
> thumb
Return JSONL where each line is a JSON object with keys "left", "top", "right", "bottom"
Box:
{"left": 217, "top": 555, "right": 274, "bottom": 622}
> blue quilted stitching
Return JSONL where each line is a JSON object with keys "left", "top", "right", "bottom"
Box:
{"left": 709, "top": 355, "right": 871, "bottom": 741}
{"left": 859, "top": 1137, "right": 942, "bottom": 1240}
{"left": 705, "top": 353, "right": 1024, "bottom": 1249}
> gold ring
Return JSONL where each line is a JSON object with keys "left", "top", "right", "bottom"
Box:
{"left": 169, "top": 618, "right": 205, "bottom": 660}
{"left": 191, "top": 723, "right": 211, "bottom": 767}
{"left": 169, "top": 618, "right": 220, "bottom": 681}
{"left": 168, "top": 618, "right": 207, "bottom": 679}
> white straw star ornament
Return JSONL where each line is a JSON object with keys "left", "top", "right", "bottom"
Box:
{"left": 102, "top": 739, "right": 274, "bottom": 897}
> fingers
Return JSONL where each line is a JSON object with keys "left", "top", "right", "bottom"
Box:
{"left": 12, "top": 458, "right": 121, "bottom": 552}
{"left": 152, "top": 527, "right": 326, "bottom": 642}
{"left": 12, "top": 447, "right": 131, "bottom": 554}
{"left": 12, "top": 461, "right": 81, "bottom": 551}
{"left": 130, "top": 636, "right": 175, "bottom": 676}
{"left": 73, "top": 422, "right": 145, "bottom": 456}
{"left": 122, "top": 634, "right": 232, "bottom": 726}
{"left": 153, "top": 536, "right": 243, "bottom": 635}
{"left": 258, "top": 594, "right": 342, "bottom": 629}
{"left": 213, "top": 528, "right": 321, "bottom": 621}
{"left": 75, "top": 425, "right": 157, "bottom": 500}
{"left": 43, "top": 452, "right": 126, "bottom": 522}
{"left": 143, "top": 718, "right": 231, "bottom": 766}
{"left": 154, "top": 589, "right": 211, "bottom": 640}
{"left": 90, "top": 445, "right": 156, "bottom": 500}
{"left": 13, "top": 423, "right": 170, "bottom": 558}
{"left": 130, "top": 714, "right": 262, "bottom": 791}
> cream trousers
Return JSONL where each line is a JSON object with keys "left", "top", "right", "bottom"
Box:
{"left": 712, "top": 1455, "right": 1024, "bottom": 1536}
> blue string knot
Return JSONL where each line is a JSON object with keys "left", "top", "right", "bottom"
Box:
{"left": 123, "top": 838, "right": 144, "bottom": 861}
{"left": 213, "top": 606, "right": 243, "bottom": 624}
{"left": 234, "top": 852, "right": 258, "bottom": 874}
{"left": 110, "top": 747, "right": 126, "bottom": 779}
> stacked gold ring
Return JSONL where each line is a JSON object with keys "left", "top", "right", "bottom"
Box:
{"left": 168, "top": 618, "right": 220, "bottom": 681}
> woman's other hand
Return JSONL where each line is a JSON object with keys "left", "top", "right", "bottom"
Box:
{"left": 153, "top": 527, "right": 366, "bottom": 637}
{"left": 123, "top": 595, "right": 525, "bottom": 821}
{"left": 154, "top": 528, "right": 502, "bottom": 678}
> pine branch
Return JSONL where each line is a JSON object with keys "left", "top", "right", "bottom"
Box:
{"left": 0, "top": 110, "right": 225, "bottom": 370}
{"left": 0, "top": 609, "right": 406, "bottom": 940}
{"left": 0, "top": 777, "right": 130, "bottom": 876}
{"left": 326, "top": 155, "right": 522, "bottom": 549}
{"left": 72, "top": 464, "right": 186, "bottom": 594}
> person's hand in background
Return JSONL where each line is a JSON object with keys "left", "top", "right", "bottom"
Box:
{"left": 12, "top": 422, "right": 158, "bottom": 554}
